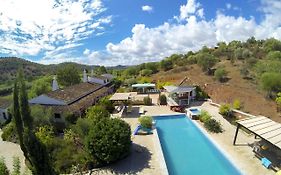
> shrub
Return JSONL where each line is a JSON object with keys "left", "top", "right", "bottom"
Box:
{"left": 0, "top": 157, "right": 9, "bottom": 175}
{"left": 1, "top": 122, "right": 18, "bottom": 143}
{"left": 276, "top": 92, "right": 281, "bottom": 111}
{"left": 71, "top": 118, "right": 92, "bottom": 141}
{"left": 138, "top": 116, "right": 153, "bottom": 129}
{"left": 196, "top": 53, "right": 218, "bottom": 71}
{"left": 214, "top": 68, "right": 227, "bottom": 82}
{"left": 35, "top": 126, "right": 55, "bottom": 147}
{"left": 204, "top": 119, "right": 222, "bottom": 133}
{"left": 233, "top": 99, "right": 241, "bottom": 110}
{"left": 199, "top": 110, "right": 211, "bottom": 123}
{"left": 140, "top": 69, "right": 153, "bottom": 76}
{"left": 86, "top": 105, "right": 110, "bottom": 123}
{"left": 159, "top": 95, "right": 167, "bottom": 105}
{"left": 12, "top": 156, "right": 21, "bottom": 175}
{"left": 64, "top": 113, "right": 77, "bottom": 125}
{"left": 98, "top": 97, "right": 115, "bottom": 113}
{"left": 86, "top": 118, "right": 131, "bottom": 165}
{"left": 143, "top": 97, "right": 152, "bottom": 106}
{"left": 195, "top": 86, "right": 209, "bottom": 100}
{"left": 30, "top": 105, "right": 53, "bottom": 127}
{"left": 260, "top": 72, "right": 281, "bottom": 96}
{"left": 219, "top": 104, "right": 233, "bottom": 117}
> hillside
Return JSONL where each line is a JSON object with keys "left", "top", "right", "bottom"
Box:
{"left": 0, "top": 57, "right": 49, "bottom": 83}
{"left": 118, "top": 38, "right": 281, "bottom": 123}
{"left": 152, "top": 61, "right": 280, "bottom": 122}
{"left": 0, "top": 57, "right": 103, "bottom": 84}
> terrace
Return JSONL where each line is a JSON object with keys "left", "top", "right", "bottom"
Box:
{"left": 88, "top": 100, "right": 276, "bottom": 174}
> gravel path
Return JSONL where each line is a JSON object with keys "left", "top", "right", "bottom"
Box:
{"left": 0, "top": 130, "right": 26, "bottom": 173}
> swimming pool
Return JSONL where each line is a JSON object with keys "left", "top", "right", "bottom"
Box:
{"left": 154, "top": 114, "right": 242, "bottom": 175}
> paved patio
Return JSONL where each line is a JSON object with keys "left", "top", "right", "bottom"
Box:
{"left": 108, "top": 102, "right": 276, "bottom": 175}
{"left": 196, "top": 102, "right": 275, "bottom": 175}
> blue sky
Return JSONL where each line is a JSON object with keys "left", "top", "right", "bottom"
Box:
{"left": 0, "top": 0, "right": 280, "bottom": 66}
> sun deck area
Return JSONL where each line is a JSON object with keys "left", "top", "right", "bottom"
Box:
{"left": 91, "top": 101, "right": 276, "bottom": 175}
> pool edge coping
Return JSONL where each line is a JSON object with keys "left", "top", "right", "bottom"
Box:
{"left": 153, "top": 113, "right": 244, "bottom": 175}
{"left": 191, "top": 118, "right": 245, "bottom": 175}
{"left": 153, "top": 127, "right": 169, "bottom": 175}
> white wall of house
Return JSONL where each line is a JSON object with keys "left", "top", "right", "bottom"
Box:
{"left": 88, "top": 76, "right": 109, "bottom": 85}
{"left": 191, "top": 89, "right": 196, "bottom": 99}
{"left": 0, "top": 108, "right": 9, "bottom": 123}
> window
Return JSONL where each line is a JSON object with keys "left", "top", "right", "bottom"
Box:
{"left": 54, "top": 113, "right": 61, "bottom": 119}
{"left": 3, "top": 112, "right": 7, "bottom": 120}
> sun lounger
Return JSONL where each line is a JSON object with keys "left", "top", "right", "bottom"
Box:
{"left": 262, "top": 158, "right": 272, "bottom": 168}
{"left": 253, "top": 149, "right": 278, "bottom": 172}
{"left": 139, "top": 106, "right": 144, "bottom": 114}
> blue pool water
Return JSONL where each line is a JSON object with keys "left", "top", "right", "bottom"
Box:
{"left": 155, "top": 115, "right": 242, "bottom": 175}
{"left": 189, "top": 108, "right": 201, "bottom": 115}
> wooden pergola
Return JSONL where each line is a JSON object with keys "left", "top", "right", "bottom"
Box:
{"left": 109, "top": 93, "right": 130, "bottom": 102}
{"left": 233, "top": 116, "right": 281, "bottom": 150}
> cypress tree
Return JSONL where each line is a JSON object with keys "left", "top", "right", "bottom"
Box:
{"left": 18, "top": 70, "right": 33, "bottom": 129}
{"left": 13, "top": 76, "right": 31, "bottom": 165}
{"left": 14, "top": 69, "right": 56, "bottom": 175}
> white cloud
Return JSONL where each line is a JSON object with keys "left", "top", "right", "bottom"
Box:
{"left": 226, "top": 3, "right": 232, "bottom": 10}
{"left": 0, "top": 0, "right": 111, "bottom": 58}
{"left": 83, "top": 49, "right": 90, "bottom": 55}
{"left": 3, "top": 0, "right": 281, "bottom": 66}
{"left": 177, "top": 0, "right": 203, "bottom": 21}
{"left": 142, "top": 5, "right": 153, "bottom": 12}
{"left": 89, "top": 0, "right": 281, "bottom": 66}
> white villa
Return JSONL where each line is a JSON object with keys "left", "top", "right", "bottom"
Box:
{"left": 163, "top": 85, "right": 196, "bottom": 106}
{"left": 29, "top": 71, "right": 115, "bottom": 119}
{"left": 0, "top": 98, "right": 11, "bottom": 123}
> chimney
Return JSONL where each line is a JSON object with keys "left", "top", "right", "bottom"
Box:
{"left": 52, "top": 76, "right": 59, "bottom": 91}
{"left": 91, "top": 69, "right": 94, "bottom": 77}
{"left": 83, "top": 69, "right": 88, "bottom": 82}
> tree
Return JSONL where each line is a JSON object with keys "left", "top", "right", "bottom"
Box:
{"left": 266, "top": 51, "right": 281, "bottom": 61}
{"left": 140, "top": 69, "right": 153, "bottom": 76}
{"left": 13, "top": 71, "right": 30, "bottom": 164}
{"left": 234, "top": 48, "right": 244, "bottom": 60}
{"left": 95, "top": 66, "right": 107, "bottom": 75}
{"left": 255, "top": 60, "right": 281, "bottom": 75}
{"left": 86, "top": 118, "right": 131, "bottom": 165}
{"left": 196, "top": 53, "right": 218, "bottom": 71}
{"left": 145, "top": 62, "right": 159, "bottom": 73}
{"left": 123, "top": 67, "right": 138, "bottom": 77}
{"left": 260, "top": 72, "right": 281, "bottom": 96}
{"left": 160, "top": 59, "right": 173, "bottom": 71}
{"left": 264, "top": 38, "right": 281, "bottom": 53}
{"left": 57, "top": 65, "right": 81, "bottom": 87}
{"left": 214, "top": 68, "right": 227, "bottom": 82}
{"left": 29, "top": 77, "right": 52, "bottom": 98}
{"left": 13, "top": 69, "right": 56, "bottom": 175}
